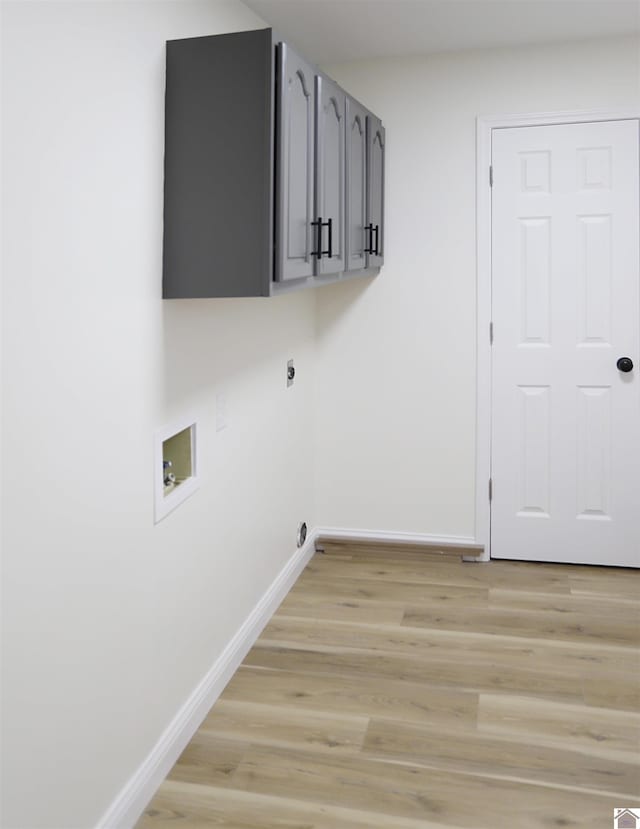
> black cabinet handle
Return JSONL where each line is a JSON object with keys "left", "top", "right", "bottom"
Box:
{"left": 311, "top": 217, "right": 323, "bottom": 259}
{"left": 364, "top": 223, "right": 374, "bottom": 254}
{"left": 312, "top": 217, "right": 332, "bottom": 259}
{"left": 374, "top": 224, "right": 380, "bottom": 256}
{"left": 617, "top": 357, "right": 634, "bottom": 373}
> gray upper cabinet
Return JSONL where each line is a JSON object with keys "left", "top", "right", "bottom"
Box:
{"left": 315, "top": 76, "right": 346, "bottom": 276}
{"left": 162, "top": 28, "right": 384, "bottom": 299}
{"left": 163, "top": 28, "right": 274, "bottom": 298}
{"left": 275, "top": 43, "right": 316, "bottom": 282}
{"left": 367, "top": 115, "right": 385, "bottom": 269}
{"left": 345, "top": 97, "right": 368, "bottom": 273}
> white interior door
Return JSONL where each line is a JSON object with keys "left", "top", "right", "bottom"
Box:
{"left": 491, "top": 119, "right": 640, "bottom": 567}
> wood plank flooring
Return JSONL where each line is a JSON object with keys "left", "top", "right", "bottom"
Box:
{"left": 137, "top": 543, "right": 640, "bottom": 829}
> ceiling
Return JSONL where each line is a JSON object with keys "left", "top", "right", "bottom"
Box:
{"left": 242, "top": 0, "right": 640, "bottom": 64}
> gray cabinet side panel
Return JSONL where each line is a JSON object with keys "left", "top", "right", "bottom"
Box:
{"left": 163, "top": 29, "right": 273, "bottom": 298}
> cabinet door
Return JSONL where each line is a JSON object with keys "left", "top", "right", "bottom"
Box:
{"left": 315, "top": 76, "right": 346, "bottom": 276}
{"left": 345, "top": 97, "right": 368, "bottom": 272}
{"left": 275, "top": 43, "right": 315, "bottom": 281}
{"left": 367, "top": 115, "right": 385, "bottom": 268}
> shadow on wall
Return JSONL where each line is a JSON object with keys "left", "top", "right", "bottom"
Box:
{"left": 160, "top": 293, "right": 309, "bottom": 409}
{"left": 314, "top": 275, "right": 376, "bottom": 343}
{"left": 160, "top": 277, "right": 374, "bottom": 414}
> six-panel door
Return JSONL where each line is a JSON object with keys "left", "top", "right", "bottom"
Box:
{"left": 367, "top": 115, "right": 385, "bottom": 268}
{"left": 315, "top": 77, "right": 346, "bottom": 276}
{"left": 345, "top": 97, "right": 368, "bottom": 272}
{"left": 275, "top": 43, "right": 316, "bottom": 281}
{"left": 491, "top": 119, "right": 640, "bottom": 568}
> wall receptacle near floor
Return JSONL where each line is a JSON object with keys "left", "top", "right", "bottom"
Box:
{"left": 154, "top": 416, "right": 199, "bottom": 523}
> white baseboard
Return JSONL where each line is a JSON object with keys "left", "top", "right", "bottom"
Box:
{"left": 96, "top": 522, "right": 487, "bottom": 827}
{"left": 315, "top": 525, "right": 486, "bottom": 559}
{"left": 96, "top": 532, "right": 317, "bottom": 829}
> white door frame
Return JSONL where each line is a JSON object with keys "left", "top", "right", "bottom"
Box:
{"left": 475, "top": 108, "right": 640, "bottom": 561}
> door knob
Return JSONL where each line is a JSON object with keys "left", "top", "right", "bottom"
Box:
{"left": 617, "top": 357, "right": 634, "bottom": 373}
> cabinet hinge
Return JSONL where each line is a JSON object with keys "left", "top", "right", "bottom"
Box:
{"left": 489, "top": 165, "right": 493, "bottom": 187}
{"left": 489, "top": 478, "right": 493, "bottom": 502}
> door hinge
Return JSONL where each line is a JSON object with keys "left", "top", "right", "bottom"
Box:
{"left": 489, "top": 321, "right": 494, "bottom": 345}
{"left": 489, "top": 165, "right": 493, "bottom": 187}
{"left": 489, "top": 478, "right": 493, "bottom": 501}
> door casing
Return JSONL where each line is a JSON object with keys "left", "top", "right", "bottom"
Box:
{"left": 474, "top": 109, "right": 640, "bottom": 562}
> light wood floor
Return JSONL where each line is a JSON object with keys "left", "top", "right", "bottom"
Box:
{"left": 138, "top": 542, "right": 640, "bottom": 829}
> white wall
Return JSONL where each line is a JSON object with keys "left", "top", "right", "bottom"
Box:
{"left": 2, "top": 11, "right": 639, "bottom": 826}
{"left": 1, "top": 3, "right": 317, "bottom": 827}
{"left": 316, "top": 36, "right": 640, "bottom": 538}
